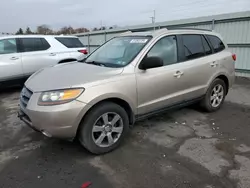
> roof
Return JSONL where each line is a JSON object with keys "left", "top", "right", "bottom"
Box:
{"left": 0, "top": 35, "right": 78, "bottom": 39}
{"left": 119, "top": 28, "right": 218, "bottom": 38}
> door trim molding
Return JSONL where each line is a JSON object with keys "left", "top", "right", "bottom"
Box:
{"left": 135, "top": 96, "right": 204, "bottom": 121}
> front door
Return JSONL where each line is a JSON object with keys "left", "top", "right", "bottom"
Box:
{"left": 136, "top": 35, "right": 186, "bottom": 115}
{"left": 0, "top": 38, "right": 23, "bottom": 82}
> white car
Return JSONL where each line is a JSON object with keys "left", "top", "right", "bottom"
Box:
{"left": 0, "top": 35, "right": 87, "bottom": 87}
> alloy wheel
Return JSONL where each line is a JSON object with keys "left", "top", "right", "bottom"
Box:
{"left": 210, "top": 84, "right": 224, "bottom": 108}
{"left": 92, "top": 112, "right": 124, "bottom": 147}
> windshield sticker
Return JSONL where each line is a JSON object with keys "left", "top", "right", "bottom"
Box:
{"left": 117, "top": 61, "right": 126, "bottom": 65}
{"left": 130, "top": 39, "right": 148, "bottom": 44}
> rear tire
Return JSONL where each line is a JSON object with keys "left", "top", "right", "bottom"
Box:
{"left": 200, "top": 78, "right": 226, "bottom": 112}
{"left": 78, "top": 102, "right": 129, "bottom": 154}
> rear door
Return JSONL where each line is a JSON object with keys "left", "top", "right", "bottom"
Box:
{"left": 177, "top": 34, "right": 219, "bottom": 101}
{"left": 20, "top": 37, "right": 59, "bottom": 76}
{"left": 0, "top": 38, "right": 23, "bottom": 82}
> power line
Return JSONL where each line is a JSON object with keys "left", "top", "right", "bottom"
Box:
{"left": 137, "top": 0, "right": 232, "bottom": 23}
{"left": 155, "top": 0, "right": 246, "bottom": 15}
{"left": 169, "top": 0, "right": 209, "bottom": 9}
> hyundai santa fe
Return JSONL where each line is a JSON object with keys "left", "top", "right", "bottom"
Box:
{"left": 18, "top": 28, "right": 235, "bottom": 154}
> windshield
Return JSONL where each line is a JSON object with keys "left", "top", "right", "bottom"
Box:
{"left": 84, "top": 36, "right": 152, "bottom": 67}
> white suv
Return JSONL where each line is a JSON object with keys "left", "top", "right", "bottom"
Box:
{"left": 0, "top": 35, "right": 87, "bottom": 87}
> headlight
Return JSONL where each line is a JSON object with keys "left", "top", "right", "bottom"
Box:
{"left": 38, "top": 88, "right": 84, "bottom": 106}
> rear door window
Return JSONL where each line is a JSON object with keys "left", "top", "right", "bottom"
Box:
{"left": 0, "top": 39, "right": 17, "bottom": 54}
{"left": 20, "top": 38, "right": 50, "bottom": 52}
{"left": 206, "top": 35, "right": 225, "bottom": 53}
{"left": 55, "top": 37, "right": 84, "bottom": 48}
{"left": 182, "top": 34, "right": 205, "bottom": 60}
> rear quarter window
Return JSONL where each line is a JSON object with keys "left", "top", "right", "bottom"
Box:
{"left": 55, "top": 37, "right": 84, "bottom": 48}
{"left": 206, "top": 35, "right": 225, "bottom": 53}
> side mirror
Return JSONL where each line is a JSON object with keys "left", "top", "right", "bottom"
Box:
{"left": 139, "top": 56, "right": 163, "bottom": 70}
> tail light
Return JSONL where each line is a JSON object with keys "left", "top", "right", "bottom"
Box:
{"left": 232, "top": 54, "right": 236, "bottom": 61}
{"left": 78, "top": 49, "right": 88, "bottom": 55}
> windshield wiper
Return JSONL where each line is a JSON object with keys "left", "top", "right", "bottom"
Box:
{"left": 85, "top": 61, "right": 106, "bottom": 67}
{"left": 77, "top": 57, "right": 86, "bottom": 62}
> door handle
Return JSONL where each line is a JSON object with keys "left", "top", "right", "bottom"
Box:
{"left": 173, "top": 71, "right": 184, "bottom": 78}
{"left": 210, "top": 61, "right": 218, "bottom": 67}
{"left": 49, "top": 53, "right": 56, "bottom": 56}
{"left": 10, "top": 56, "right": 19, "bottom": 60}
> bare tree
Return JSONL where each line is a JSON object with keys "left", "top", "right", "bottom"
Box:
{"left": 16, "top": 28, "right": 24, "bottom": 35}
{"left": 99, "top": 26, "right": 106, "bottom": 30}
{"left": 74, "top": 27, "right": 89, "bottom": 33}
{"left": 36, "top": 25, "right": 53, "bottom": 35}
{"left": 15, "top": 25, "right": 90, "bottom": 35}
{"left": 25, "top": 27, "right": 33, "bottom": 34}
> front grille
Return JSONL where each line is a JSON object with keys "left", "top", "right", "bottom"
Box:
{"left": 20, "top": 86, "right": 33, "bottom": 108}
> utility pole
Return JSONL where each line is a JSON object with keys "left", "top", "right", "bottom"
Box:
{"left": 100, "top": 20, "right": 103, "bottom": 29}
{"left": 150, "top": 10, "right": 156, "bottom": 30}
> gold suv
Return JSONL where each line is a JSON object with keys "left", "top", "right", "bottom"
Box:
{"left": 19, "top": 28, "right": 235, "bottom": 154}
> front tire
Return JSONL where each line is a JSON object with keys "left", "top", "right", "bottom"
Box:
{"left": 78, "top": 102, "right": 129, "bottom": 154}
{"left": 200, "top": 78, "right": 226, "bottom": 112}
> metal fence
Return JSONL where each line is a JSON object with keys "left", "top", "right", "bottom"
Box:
{"left": 76, "top": 11, "right": 250, "bottom": 77}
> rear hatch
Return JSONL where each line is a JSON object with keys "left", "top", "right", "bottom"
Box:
{"left": 55, "top": 36, "right": 88, "bottom": 59}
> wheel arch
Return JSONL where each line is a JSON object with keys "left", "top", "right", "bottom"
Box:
{"left": 75, "top": 97, "right": 136, "bottom": 139}
{"left": 207, "top": 73, "right": 230, "bottom": 95}
{"left": 58, "top": 58, "right": 77, "bottom": 64}
{"left": 216, "top": 75, "right": 229, "bottom": 94}
{"left": 89, "top": 98, "right": 135, "bottom": 125}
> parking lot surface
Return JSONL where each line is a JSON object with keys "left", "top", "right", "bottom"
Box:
{"left": 0, "top": 78, "right": 250, "bottom": 188}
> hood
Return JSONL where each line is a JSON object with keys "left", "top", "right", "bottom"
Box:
{"left": 25, "top": 62, "right": 123, "bottom": 92}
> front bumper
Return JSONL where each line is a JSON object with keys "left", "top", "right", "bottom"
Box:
{"left": 18, "top": 92, "right": 91, "bottom": 139}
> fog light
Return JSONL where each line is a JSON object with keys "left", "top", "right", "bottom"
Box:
{"left": 42, "top": 131, "right": 52, "bottom": 138}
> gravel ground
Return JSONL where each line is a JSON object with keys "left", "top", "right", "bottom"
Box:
{"left": 0, "top": 77, "right": 250, "bottom": 188}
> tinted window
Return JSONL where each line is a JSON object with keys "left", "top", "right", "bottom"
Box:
{"left": 182, "top": 35, "right": 205, "bottom": 60}
{"left": 55, "top": 37, "right": 84, "bottom": 48}
{"left": 147, "top": 36, "right": 177, "bottom": 66}
{"left": 207, "top": 35, "right": 225, "bottom": 53}
{"left": 202, "top": 36, "right": 212, "bottom": 55}
{"left": 21, "top": 38, "right": 50, "bottom": 52}
{"left": 0, "top": 39, "right": 17, "bottom": 54}
{"left": 41, "top": 38, "right": 51, "bottom": 49}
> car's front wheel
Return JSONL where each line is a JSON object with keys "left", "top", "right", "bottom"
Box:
{"left": 201, "top": 78, "right": 227, "bottom": 112}
{"left": 78, "top": 102, "right": 129, "bottom": 154}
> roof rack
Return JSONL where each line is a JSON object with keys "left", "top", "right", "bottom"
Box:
{"left": 167, "top": 27, "right": 212, "bottom": 31}
{"left": 152, "top": 28, "right": 168, "bottom": 35}
{"left": 119, "top": 30, "right": 132, "bottom": 36}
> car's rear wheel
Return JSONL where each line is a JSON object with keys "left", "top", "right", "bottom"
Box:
{"left": 201, "top": 78, "right": 226, "bottom": 112}
{"left": 78, "top": 102, "right": 129, "bottom": 154}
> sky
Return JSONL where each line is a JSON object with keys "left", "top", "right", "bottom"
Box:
{"left": 0, "top": 0, "right": 250, "bottom": 33}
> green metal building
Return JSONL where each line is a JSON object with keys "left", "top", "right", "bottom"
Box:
{"left": 76, "top": 11, "right": 250, "bottom": 77}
